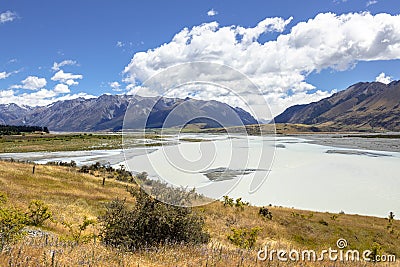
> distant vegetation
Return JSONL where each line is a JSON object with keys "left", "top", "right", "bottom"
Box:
{"left": 0, "top": 133, "right": 122, "bottom": 153}
{"left": 0, "top": 125, "right": 49, "bottom": 135}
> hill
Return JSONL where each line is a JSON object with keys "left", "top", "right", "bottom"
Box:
{"left": 0, "top": 160, "right": 398, "bottom": 266}
{"left": 274, "top": 81, "right": 400, "bottom": 131}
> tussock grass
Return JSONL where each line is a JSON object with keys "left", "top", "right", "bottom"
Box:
{"left": 0, "top": 160, "right": 399, "bottom": 266}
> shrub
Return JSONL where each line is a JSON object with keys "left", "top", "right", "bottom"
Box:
{"left": 0, "top": 205, "right": 27, "bottom": 251}
{"left": 223, "top": 196, "right": 249, "bottom": 210}
{"left": 318, "top": 219, "right": 328, "bottom": 226}
{"left": 26, "top": 200, "right": 52, "bottom": 226}
{"left": 234, "top": 198, "right": 249, "bottom": 210}
{"left": 148, "top": 180, "right": 200, "bottom": 206}
{"left": 259, "top": 207, "right": 273, "bottom": 220}
{"left": 135, "top": 171, "right": 148, "bottom": 181}
{"left": 61, "top": 216, "right": 96, "bottom": 244}
{"left": 368, "top": 242, "right": 382, "bottom": 262}
{"left": 388, "top": 211, "right": 395, "bottom": 222}
{"left": 99, "top": 188, "right": 210, "bottom": 250}
{"left": 227, "top": 226, "right": 261, "bottom": 249}
{"left": 223, "top": 196, "right": 234, "bottom": 207}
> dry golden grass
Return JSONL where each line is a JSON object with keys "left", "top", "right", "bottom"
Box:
{"left": 0, "top": 161, "right": 399, "bottom": 266}
{"left": 0, "top": 161, "right": 134, "bottom": 236}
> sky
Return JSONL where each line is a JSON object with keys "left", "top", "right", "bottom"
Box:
{"left": 1, "top": 0, "right": 400, "bottom": 118}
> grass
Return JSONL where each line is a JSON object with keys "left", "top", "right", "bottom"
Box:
{"left": 0, "top": 160, "right": 399, "bottom": 266}
{"left": 0, "top": 133, "right": 123, "bottom": 153}
{"left": 0, "top": 133, "right": 213, "bottom": 153}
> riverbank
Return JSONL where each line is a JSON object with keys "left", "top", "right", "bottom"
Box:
{"left": 297, "top": 133, "right": 400, "bottom": 152}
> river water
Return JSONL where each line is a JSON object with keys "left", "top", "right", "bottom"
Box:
{"left": 1, "top": 134, "right": 399, "bottom": 217}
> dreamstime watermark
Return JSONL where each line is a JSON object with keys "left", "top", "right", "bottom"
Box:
{"left": 257, "top": 238, "right": 396, "bottom": 263}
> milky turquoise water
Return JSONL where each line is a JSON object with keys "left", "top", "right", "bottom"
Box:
{"left": 2, "top": 135, "right": 399, "bottom": 217}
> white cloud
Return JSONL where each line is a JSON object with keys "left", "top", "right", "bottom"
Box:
{"left": 109, "top": 81, "right": 122, "bottom": 91}
{"left": 51, "top": 70, "right": 82, "bottom": 85}
{"left": 0, "top": 89, "right": 96, "bottom": 106}
{"left": 375, "top": 72, "right": 392, "bottom": 84}
{"left": 0, "top": 71, "right": 11, "bottom": 80}
{"left": 123, "top": 12, "right": 400, "bottom": 118}
{"left": 366, "top": 0, "right": 378, "bottom": 7}
{"left": 54, "top": 84, "right": 70, "bottom": 93}
{"left": 11, "top": 76, "right": 47, "bottom": 90}
{"left": 0, "top": 11, "right": 17, "bottom": 24}
{"left": 52, "top": 60, "right": 77, "bottom": 71}
{"left": 116, "top": 41, "right": 124, "bottom": 47}
{"left": 207, "top": 9, "right": 218, "bottom": 17}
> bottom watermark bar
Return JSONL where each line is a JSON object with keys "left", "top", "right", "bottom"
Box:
{"left": 257, "top": 238, "right": 396, "bottom": 263}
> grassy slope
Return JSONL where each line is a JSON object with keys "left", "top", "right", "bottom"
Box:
{"left": 0, "top": 161, "right": 399, "bottom": 266}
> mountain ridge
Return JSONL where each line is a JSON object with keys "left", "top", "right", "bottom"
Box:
{"left": 0, "top": 95, "right": 258, "bottom": 132}
{"left": 274, "top": 80, "right": 400, "bottom": 131}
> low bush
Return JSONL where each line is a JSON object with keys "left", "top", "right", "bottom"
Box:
{"left": 259, "top": 207, "right": 273, "bottom": 220}
{"left": 0, "top": 193, "right": 27, "bottom": 251}
{"left": 26, "top": 200, "right": 52, "bottom": 226}
{"left": 99, "top": 188, "right": 209, "bottom": 250}
{"left": 227, "top": 226, "right": 261, "bottom": 249}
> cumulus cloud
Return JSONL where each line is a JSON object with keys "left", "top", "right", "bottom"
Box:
{"left": 51, "top": 70, "right": 82, "bottom": 85}
{"left": 207, "top": 9, "right": 218, "bottom": 17}
{"left": 123, "top": 12, "right": 400, "bottom": 118}
{"left": 0, "top": 71, "right": 11, "bottom": 80}
{"left": 54, "top": 84, "right": 70, "bottom": 93}
{"left": 52, "top": 60, "right": 77, "bottom": 71}
{"left": 0, "top": 11, "right": 18, "bottom": 24}
{"left": 11, "top": 76, "right": 47, "bottom": 90}
{"left": 375, "top": 72, "right": 392, "bottom": 84}
{"left": 366, "top": 0, "right": 378, "bottom": 7}
{"left": 109, "top": 81, "right": 122, "bottom": 91}
{"left": 0, "top": 89, "right": 95, "bottom": 106}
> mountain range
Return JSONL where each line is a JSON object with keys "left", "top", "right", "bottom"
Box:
{"left": 274, "top": 81, "right": 400, "bottom": 131}
{"left": 1, "top": 80, "right": 399, "bottom": 132}
{"left": 0, "top": 95, "right": 257, "bottom": 132}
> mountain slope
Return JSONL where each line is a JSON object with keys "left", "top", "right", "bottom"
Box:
{"left": 274, "top": 81, "right": 400, "bottom": 131}
{"left": 0, "top": 104, "right": 32, "bottom": 125}
{"left": 1, "top": 95, "right": 258, "bottom": 132}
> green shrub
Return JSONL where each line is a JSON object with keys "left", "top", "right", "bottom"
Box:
{"left": 227, "top": 226, "right": 261, "bottom": 249}
{"left": 223, "top": 196, "right": 249, "bottom": 210}
{"left": 368, "top": 242, "right": 382, "bottom": 262}
{"left": 26, "top": 200, "right": 52, "bottom": 226}
{"left": 99, "top": 188, "right": 209, "bottom": 250}
{"left": 259, "top": 207, "right": 272, "bottom": 220}
{"left": 388, "top": 211, "right": 395, "bottom": 222}
{"left": 61, "top": 216, "right": 96, "bottom": 244}
{"left": 0, "top": 206, "right": 27, "bottom": 251}
{"left": 234, "top": 198, "right": 249, "bottom": 210}
{"left": 223, "top": 196, "right": 234, "bottom": 207}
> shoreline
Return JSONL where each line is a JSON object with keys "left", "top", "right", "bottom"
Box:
{"left": 293, "top": 133, "right": 400, "bottom": 153}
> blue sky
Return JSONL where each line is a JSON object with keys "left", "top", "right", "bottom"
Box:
{"left": 1, "top": 0, "right": 400, "bottom": 116}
